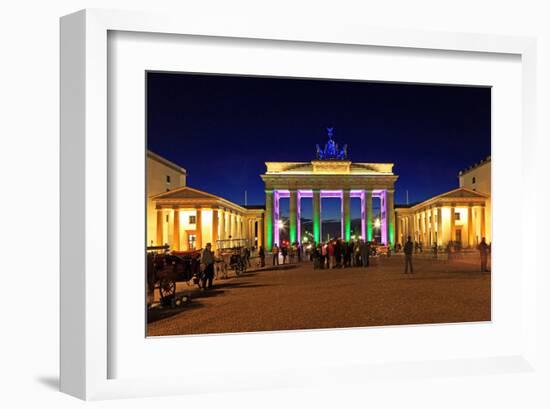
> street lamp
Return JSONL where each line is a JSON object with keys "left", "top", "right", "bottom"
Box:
{"left": 374, "top": 218, "right": 381, "bottom": 229}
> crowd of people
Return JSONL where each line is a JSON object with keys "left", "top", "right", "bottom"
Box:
{"left": 308, "top": 239, "right": 374, "bottom": 269}
{"left": 198, "top": 235, "right": 492, "bottom": 291}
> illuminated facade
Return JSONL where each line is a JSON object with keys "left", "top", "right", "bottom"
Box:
{"left": 151, "top": 186, "right": 264, "bottom": 251}
{"left": 147, "top": 151, "right": 187, "bottom": 246}
{"left": 395, "top": 156, "right": 491, "bottom": 247}
{"left": 261, "top": 130, "right": 398, "bottom": 249}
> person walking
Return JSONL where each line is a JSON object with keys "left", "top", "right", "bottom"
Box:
{"left": 200, "top": 242, "right": 216, "bottom": 289}
{"left": 281, "top": 244, "right": 288, "bottom": 264}
{"left": 259, "top": 245, "right": 265, "bottom": 267}
{"left": 272, "top": 244, "right": 279, "bottom": 266}
{"left": 403, "top": 236, "right": 414, "bottom": 274}
{"left": 477, "top": 237, "right": 489, "bottom": 272}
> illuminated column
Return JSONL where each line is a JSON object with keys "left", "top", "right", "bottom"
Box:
{"left": 219, "top": 208, "right": 225, "bottom": 241}
{"left": 289, "top": 190, "right": 298, "bottom": 244}
{"left": 365, "top": 190, "right": 373, "bottom": 241}
{"left": 313, "top": 189, "right": 321, "bottom": 244}
{"left": 386, "top": 190, "right": 395, "bottom": 247}
{"left": 418, "top": 212, "right": 424, "bottom": 242}
{"left": 264, "top": 190, "right": 273, "bottom": 250}
{"left": 427, "top": 207, "right": 434, "bottom": 247}
{"left": 258, "top": 215, "right": 264, "bottom": 248}
{"left": 273, "top": 191, "right": 280, "bottom": 246}
{"left": 212, "top": 208, "right": 219, "bottom": 249}
{"left": 396, "top": 213, "right": 401, "bottom": 244}
{"left": 437, "top": 206, "right": 443, "bottom": 246}
{"left": 156, "top": 209, "right": 164, "bottom": 246}
{"left": 172, "top": 208, "right": 180, "bottom": 251}
{"left": 342, "top": 189, "right": 351, "bottom": 241}
{"left": 467, "top": 205, "right": 474, "bottom": 247}
{"left": 480, "top": 206, "right": 486, "bottom": 238}
{"left": 450, "top": 206, "right": 455, "bottom": 243}
{"left": 297, "top": 191, "right": 302, "bottom": 243}
{"left": 195, "top": 207, "right": 203, "bottom": 249}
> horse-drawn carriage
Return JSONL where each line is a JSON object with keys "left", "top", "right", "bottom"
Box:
{"left": 216, "top": 238, "right": 251, "bottom": 277}
{"left": 146, "top": 245, "right": 201, "bottom": 306}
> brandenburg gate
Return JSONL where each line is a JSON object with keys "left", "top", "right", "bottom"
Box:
{"left": 260, "top": 129, "right": 398, "bottom": 250}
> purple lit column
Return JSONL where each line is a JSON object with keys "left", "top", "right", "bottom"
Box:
{"left": 381, "top": 191, "right": 387, "bottom": 245}
{"left": 361, "top": 191, "right": 366, "bottom": 240}
{"left": 273, "top": 190, "right": 280, "bottom": 246}
{"left": 297, "top": 191, "right": 302, "bottom": 243}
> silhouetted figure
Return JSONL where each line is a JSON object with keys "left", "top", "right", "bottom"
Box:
{"left": 404, "top": 236, "right": 414, "bottom": 274}
{"left": 259, "top": 246, "right": 265, "bottom": 267}
{"left": 281, "top": 245, "right": 288, "bottom": 264}
{"left": 360, "top": 240, "right": 370, "bottom": 267}
{"left": 272, "top": 244, "right": 279, "bottom": 266}
{"left": 200, "top": 242, "right": 216, "bottom": 289}
{"left": 477, "top": 237, "right": 489, "bottom": 272}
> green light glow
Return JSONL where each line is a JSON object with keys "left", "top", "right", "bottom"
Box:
{"left": 289, "top": 224, "right": 297, "bottom": 244}
{"left": 345, "top": 214, "right": 351, "bottom": 241}
{"left": 266, "top": 217, "right": 272, "bottom": 250}
{"left": 367, "top": 221, "right": 373, "bottom": 241}
{"left": 313, "top": 212, "right": 320, "bottom": 243}
{"left": 389, "top": 221, "right": 395, "bottom": 246}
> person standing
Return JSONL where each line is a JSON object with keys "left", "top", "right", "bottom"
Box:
{"left": 477, "top": 237, "right": 489, "bottom": 272}
{"left": 281, "top": 244, "right": 288, "bottom": 264}
{"left": 272, "top": 244, "right": 279, "bottom": 266}
{"left": 327, "top": 240, "right": 334, "bottom": 269}
{"left": 360, "top": 239, "right": 370, "bottom": 267}
{"left": 200, "top": 242, "right": 216, "bottom": 289}
{"left": 404, "top": 236, "right": 414, "bottom": 274}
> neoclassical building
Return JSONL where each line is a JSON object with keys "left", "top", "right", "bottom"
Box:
{"left": 395, "top": 156, "right": 491, "bottom": 248}
{"left": 261, "top": 130, "right": 398, "bottom": 250}
{"left": 151, "top": 187, "right": 264, "bottom": 251}
{"left": 147, "top": 150, "right": 264, "bottom": 251}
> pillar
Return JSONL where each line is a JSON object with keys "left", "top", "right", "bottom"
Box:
{"left": 480, "top": 206, "right": 486, "bottom": 238}
{"left": 172, "top": 208, "right": 180, "bottom": 251}
{"left": 467, "top": 205, "right": 474, "bottom": 248}
{"left": 289, "top": 190, "right": 298, "bottom": 244}
{"left": 342, "top": 189, "right": 351, "bottom": 241}
{"left": 365, "top": 190, "right": 373, "bottom": 241}
{"left": 265, "top": 190, "right": 273, "bottom": 251}
{"left": 273, "top": 191, "right": 280, "bottom": 246}
{"left": 258, "top": 215, "right": 264, "bottom": 249}
{"left": 313, "top": 189, "right": 321, "bottom": 244}
{"left": 437, "top": 206, "right": 443, "bottom": 246}
{"left": 156, "top": 209, "right": 164, "bottom": 246}
{"left": 450, "top": 206, "right": 455, "bottom": 243}
{"left": 195, "top": 208, "right": 202, "bottom": 249}
{"left": 386, "top": 190, "right": 395, "bottom": 247}
{"left": 219, "top": 208, "right": 225, "bottom": 241}
{"left": 212, "top": 208, "right": 219, "bottom": 249}
{"left": 396, "top": 213, "right": 402, "bottom": 245}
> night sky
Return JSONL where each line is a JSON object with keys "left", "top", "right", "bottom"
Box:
{"left": 147, "top": 72, "right": 490, "bottom": 221}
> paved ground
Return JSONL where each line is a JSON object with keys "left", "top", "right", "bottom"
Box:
{"left": 147, "top": 252, "right": 491, "bottom": 337}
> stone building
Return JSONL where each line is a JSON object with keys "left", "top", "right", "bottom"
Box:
{"left": 395, "top": 156, "right": 491, "bottom": 248}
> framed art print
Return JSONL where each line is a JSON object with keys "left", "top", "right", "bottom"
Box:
{"left": 60, "top": 9, "right": 539, "bottom": 400}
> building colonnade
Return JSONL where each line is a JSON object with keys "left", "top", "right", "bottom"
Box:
{"left": 264, "top": 188, "right": 395, "bottom": 250}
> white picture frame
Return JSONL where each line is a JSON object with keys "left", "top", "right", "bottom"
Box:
{"left": 60, "top": 8, "right": 540, "bottom": 401}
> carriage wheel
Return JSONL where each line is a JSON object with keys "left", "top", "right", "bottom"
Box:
{"left": 159, "top": 278, "right": 176, "bottom": 303}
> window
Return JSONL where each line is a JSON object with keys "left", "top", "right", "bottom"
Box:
{"left": 189, "top": 215, "right": 196, "bottom": 224}
{"left": 472, "top": 176, "right": 476, "bottom": 184}
{"left": 166, "top": 175, "right": 171, "bottom": 183}
{"left": 165, "top": 215, "right": 169, "bottom": 223}
{"left": 454, "top": 212, "right": 460, "bottom": 221}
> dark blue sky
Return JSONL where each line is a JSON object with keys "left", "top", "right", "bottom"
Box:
{"left": 147, "top": 72, "right": 490, "bottom": 211}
